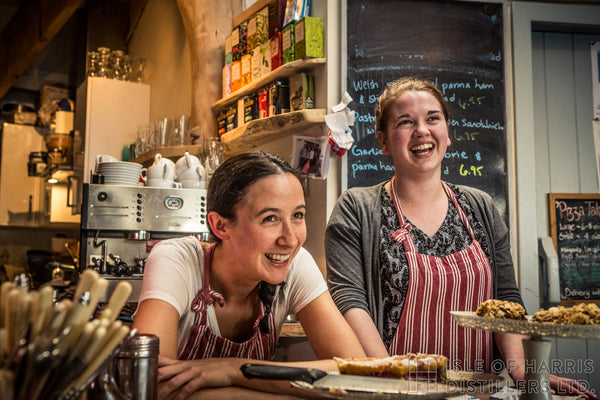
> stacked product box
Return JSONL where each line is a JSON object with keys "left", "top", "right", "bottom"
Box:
{"left": 248, "top": 7, "right": 269, "bottom": 51}
{"left": 270, "top": 33, "right": 282, "bottom": 70}
{"left": 241, "top": 54, "right": 252, "bottom": 86}
{"left": 294, "top": 16, "right": 322, "bottom": 59}
{"left": 258, "top": 87, "right": 270, "bottom": 118}
{"left": 217, "top": 111, "right": 227, "bottom": 136}
{"left": 289, "top": 73, "right": 315, "bottom": 111}
{"left": 268, "top": 79, "right": 290, "bottom": 116}
{"left": 217, "top": 1, "right": 319, "bottom": 136}
{"left": 281, "top": 24, "right": 295, "bottom": 65}
{"left": 244, "top": 94, "right": 260, "bottom": 123}
{"left": 225, "top": 105, "right": 238, "bottom": 132}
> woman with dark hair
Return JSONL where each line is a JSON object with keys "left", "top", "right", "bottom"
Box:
{"left": 133, "top": 151, "right": 365, "bottom": 398}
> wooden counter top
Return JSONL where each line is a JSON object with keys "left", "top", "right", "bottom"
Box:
{"left": 280, "top": 322, "right": 305, "bottom": 338}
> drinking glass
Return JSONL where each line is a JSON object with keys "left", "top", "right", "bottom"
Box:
{"left": 158, "top": 118, "right": 171, "bottom": 147}
{"left": 170, "top": 115, "right": 190, "bottom": 146}
{"left": 129, "top": 56, "right": 147, "bottom": 83}
{"left": 205, "top": 138, "right": 224, "bottom": 182}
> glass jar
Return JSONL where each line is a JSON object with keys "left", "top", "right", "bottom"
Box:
{"left": 86, "top": 51, "right": 100, "bottom": 77}
{"left": 97, "top": 46, "right": 111, "bottom": 78}
{"left": 111, "top": 50, "right": 127, "bottom": 81}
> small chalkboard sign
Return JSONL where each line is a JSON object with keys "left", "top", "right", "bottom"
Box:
{"left": 346, "top": 0, "right": 508, "bottom": 219}
{"left": 548, "top": 193, "right": 600, "bottom": 303}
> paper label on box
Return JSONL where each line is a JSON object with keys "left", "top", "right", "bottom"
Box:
{"left": 248, "top": 16, "right": 257, "bottom": 36}
{"left": 282, "top": 28, "right": 292, "bottom": 50}
{"left": 241, "top": 54, "right": 252, "bottom": 86}
{"left": 295, "top": 20, "right": 305, "bottom": 42}
{"left": 231, "top": 28, "right": 240, "bottom": 46}
{"left": 251, "top": 48, "right": 262, "bottom": 81}
{"left": 260, "top": 42, "right": 271, "bottom": 76}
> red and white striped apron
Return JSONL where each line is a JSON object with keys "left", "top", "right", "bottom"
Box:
{"left": 388, "top": 178, "right": 494, "bottom": 372}
{"left": 178, "top": 244, "right": 278, "bottom": 360}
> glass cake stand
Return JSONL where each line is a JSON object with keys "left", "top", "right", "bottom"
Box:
{"left": 451, "top": 311, "right": 600, "bottom": 400}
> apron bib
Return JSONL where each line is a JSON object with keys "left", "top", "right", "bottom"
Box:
{"left": 387, "top": 178, "right": 494, "bottom": 372}
{"left": 178, "top": 243, "right": 278, "bottom": 360}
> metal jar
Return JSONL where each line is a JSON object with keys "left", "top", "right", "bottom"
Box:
{"left": 115, "top": 333, "right": 159, "bottom": 400}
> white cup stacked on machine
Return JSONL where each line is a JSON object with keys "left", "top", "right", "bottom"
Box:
{"left": 95, "top": 154, "right": 143, "bottom": 186}
{"left": 144, "top": 153, "right": 180, "bottom": 188}
{"left": 175, "top": 151, "right": 205, "bottom": 188}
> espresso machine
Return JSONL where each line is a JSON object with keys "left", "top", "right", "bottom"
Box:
{"left": 79, "top": 183, "right": 209, "bottom": 306}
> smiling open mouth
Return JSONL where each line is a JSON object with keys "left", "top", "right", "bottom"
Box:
{"left": 266, "top": 254, "right": 291, "bottom": 263}
{"left": 410, "top": 143, "right": 434, "bottom": 156}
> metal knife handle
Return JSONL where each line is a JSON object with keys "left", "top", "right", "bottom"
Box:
{"left": 240, "top": 364, "right": 327, "bottom": 383}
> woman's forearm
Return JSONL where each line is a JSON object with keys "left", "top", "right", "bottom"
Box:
{"left": 494, "top": 332, "right": 527, "bottom": 381}
{"left": 343, "top": 308, "right": 389, "bottom": 357}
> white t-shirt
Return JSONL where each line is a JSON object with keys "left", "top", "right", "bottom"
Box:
{"left": 135, "top": 236, "right": 327, "bottom": 353}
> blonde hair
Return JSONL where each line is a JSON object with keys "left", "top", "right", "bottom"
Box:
{"left": 374, "top": 76, "right": 450, "bottom": 136}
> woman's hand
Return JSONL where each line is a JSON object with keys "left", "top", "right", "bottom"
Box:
{"left": 549, "top": 374, "right": 597, "bottom": 400}
{"left": 158, "top": 355, "right": 244, "bottom": 400}
{"left": 511, "top": 370, "right": 597, "bottom": 400}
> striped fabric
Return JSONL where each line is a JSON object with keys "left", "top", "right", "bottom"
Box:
{"left": 178, "top": 244, "right": 278, "bottom": 361}
{"left": 387, "top": 179, "right": 494, "bottom": 372}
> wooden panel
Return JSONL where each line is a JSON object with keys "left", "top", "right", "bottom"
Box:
{"left": 573, "top": 34, "right": 600, "bottom": 193}
{"left": 545, "top": 32, "right": 579, "bottom": 191}
{"left": 0, "top": 0, "right": 84, "bottom": 100}
{"left": 532, "top": 31, "right": 552, "bottom": 235}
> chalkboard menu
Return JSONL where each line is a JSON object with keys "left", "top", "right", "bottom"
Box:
{"left": 549, "top": 193, "right": 600, "bottom": 302}
{"left": 346, "top": 0, "right": 508, "bottom": 218}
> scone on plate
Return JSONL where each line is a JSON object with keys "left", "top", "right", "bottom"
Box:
{"left": 334, "top": 353, "right": 448, "bottom": 381}
{"left": 475, "top": 299, "right": 526, "bottom": 320}
{"left": 532, "top": 303, "right": 600, "bottom": 325}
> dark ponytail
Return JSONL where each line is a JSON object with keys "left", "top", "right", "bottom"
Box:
{"left": 258, "top": 280, "right": 286, "bottom": 334}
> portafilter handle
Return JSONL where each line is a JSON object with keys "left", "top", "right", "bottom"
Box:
{"left": 93, "top": 230, "right": 108, "bottom": 274}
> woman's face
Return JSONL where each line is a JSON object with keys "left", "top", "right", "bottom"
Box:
{"left": 224, "top": 172, "right": 306, "bottom": 285}
{"left": 378, "top": 90, "right": 450, "bottom": 177}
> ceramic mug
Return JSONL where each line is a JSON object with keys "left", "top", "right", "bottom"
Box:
{"left": 180, "top": 179, "right": 205, "bottom": 189}
{"left": 146, "top": 179, "right": 182, "bottom": 188}
{"left": 175, "top": 151, "right": 202, "bottom": 179}
{"left": 144, "top": 163, "right": 175, "bottom": 181}
{"left": 177, "top": 165, "right": 205, "bottom": 181}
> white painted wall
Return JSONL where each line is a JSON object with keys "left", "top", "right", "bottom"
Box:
{"left": 128, "top": 0, "right": 192, "bottom": 123}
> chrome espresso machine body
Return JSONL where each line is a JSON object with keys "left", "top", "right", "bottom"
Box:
{"left": 80, "top": 183, "right": 209, "bottom": 302}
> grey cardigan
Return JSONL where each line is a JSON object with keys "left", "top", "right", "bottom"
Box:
{"left": 325, "top": 181, "right": 524, "bottom": 336}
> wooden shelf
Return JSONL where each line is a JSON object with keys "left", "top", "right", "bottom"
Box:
{"left": 132, "top": 145, "right": 202, "bottom": 166}
{"left": 212, "top": 58, "right": 326, "bottom": 113}
{"left": 132, "top": 109, "right": 327, "bottom": 165}
{"left": 221, "top": 109, "right": 326, "bottom": 154}
{"left": 132, "top": 108, "right": 326, "bottom": 167}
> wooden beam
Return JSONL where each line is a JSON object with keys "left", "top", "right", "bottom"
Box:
{"left": 0, "top": 0, "right": 84, "bottom": 100}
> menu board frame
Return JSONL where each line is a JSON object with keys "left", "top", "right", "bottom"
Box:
{"left": 548, "top": 193, "right": 600, "bottom": 305}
